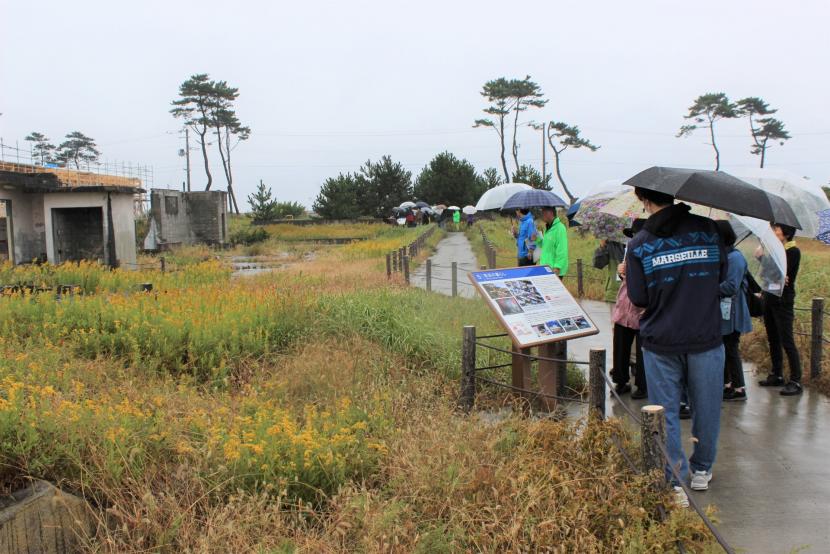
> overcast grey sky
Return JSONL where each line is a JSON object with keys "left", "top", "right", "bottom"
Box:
{"left": 2, "top": 0, "right": 828, "bottom": 208}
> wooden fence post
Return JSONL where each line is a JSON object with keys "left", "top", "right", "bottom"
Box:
{"left": 451, "top": 262, "right": 458, "bottom": 297}
{"left": 512, "top": 344, "right": 532, "bottom": 404}
{"left": 576, "top": 259, "right": 584, "bottom": 298}
{"left": 392, "top": 251, "right": 398, "bottom": 272}
{"left": 426, "top": 260, "right": 432, "bottom": 292}
{"left": 399, "top": 247, "right": 405, "bottom": 271}
{"left": 385, "top": 253, "right": 392, "bottom": 279}
{"left": 160, "top": 256, "right": 166, "bottom": 273}
{"left": 537, "top": 342, "right": 559, "bottom": 412}
{"left": 812, "top": 297, "right": 825, "bottom": 379}
{"left": 459, "top": 325, "right": 476, "bottom": 412}
{"left": 552, "top": 341, "right": 568, "bottom": 397}
{"left": 589, "top": 348, "right": 606, "bottom": 419}
{"left": 489, "top": 245, "right": 496, "bottom": 269}
{"left": 404, "top": 255, "right": 410, "bottom": 285}
{"left": 641, "top": 405, "right": 667, "bottom": 480}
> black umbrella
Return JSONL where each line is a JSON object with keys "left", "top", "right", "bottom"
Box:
{"left": 623, "top": 167, "right": 801, "bottom": 229}
{"left": 414, "top": 201, "right": 430, "bottom": 209}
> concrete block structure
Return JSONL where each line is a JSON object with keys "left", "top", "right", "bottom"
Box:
{"left": 0, "top": 162, "right": 140, "bottom": 267}
{"left": 147, "top": 189, "right": 228, "bottom": 249}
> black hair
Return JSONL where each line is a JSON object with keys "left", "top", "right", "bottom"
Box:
{"left": 715, "top": 220, "right": 737, "bottom": 247}
{"left": 774, "top": 223, "right": 796, "bottom": 241}
{"left": 517, "top": 208, "right": 530, "bottom": 216}
{"left": 634, "top": 187, "right": 674, "bottom": 207}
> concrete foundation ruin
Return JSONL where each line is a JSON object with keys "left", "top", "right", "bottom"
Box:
{"left": 145, "top": 189, "right": 229, "bottom": 250}
{"left": 0, "top": 162, "right": 141, "bottom": 267}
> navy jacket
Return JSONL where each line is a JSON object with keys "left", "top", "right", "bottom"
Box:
{"left": 626, "top": 203, "right": 727, "bottom": 355}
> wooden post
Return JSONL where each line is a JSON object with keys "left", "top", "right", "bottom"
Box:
{"left": 576, "top": 259, "right": 584, "bottom": 298}
{"left": 537, "top": 342, "right": 559, "bottom": 412}
{"left": 399, "top": 247, "right": 405, "bottom": 270}
{"left": 392, "top": 251, "right": 398, "bottom": 272}
{"left": 480, "top": 265, "right": 487, "bottom": 271}
{"left": 451, "top": 262, "right": 458, "bottom": 297}
{"left": 426, "top": 259, "right": 432, "bottom": 292}
{"left": 403, "top": 255, "right": 410, "bottom": 285}
{"left": 459, "top": 325, "right": 476, "bottom": 412}
{"left": 489, "top": 245, "right": 496, "bottom": 269}
{"left": 552, "top": 341, "right": 568, "bottom": 397}
{"left": 385, "top": 253, "right": 392, "bottom": 279}
{"left": 589, "top": 348, "right": 606, "bottom": 419}
{"left": 811, "top": 297, "right": 825, "bottom": 379}
{"left": 512, "top": 344, "right": 532, "bottom": 403}
{"left": 641, "top": 405, "right": 667, "bottom": 479}
{"left": 160, "top": 256, "right": 166, "bottom": 273}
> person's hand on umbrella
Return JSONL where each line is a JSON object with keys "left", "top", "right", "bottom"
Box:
{"left": 617, "top": 262, "right": 626, "bottom": 279}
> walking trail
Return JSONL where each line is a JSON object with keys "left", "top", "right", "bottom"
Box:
{"left": 415, "top": 232, "right": 830, "bottom": 554}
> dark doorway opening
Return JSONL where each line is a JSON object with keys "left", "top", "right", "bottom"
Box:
{"left": 52, "top": 207, "right": 104, "bottom": 264}
{"left": 0, "top": 200, "right": 12, "bottom": 264}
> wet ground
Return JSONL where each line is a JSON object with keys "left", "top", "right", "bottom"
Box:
{"left": 410, "top": 232, "right": 480, "bottom": 298}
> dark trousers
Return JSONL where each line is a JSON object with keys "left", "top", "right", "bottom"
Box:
{"left": 763, "top": 293, "right": 802, "bottom": 383}
{"left": 612, "top": 324, "right": 646, "bottom": 390}
{"left": 723, "top": 331, "right": 745, "bottom": 389}
{"left": 517, "top": 256, "right": 535, "bottom": 267}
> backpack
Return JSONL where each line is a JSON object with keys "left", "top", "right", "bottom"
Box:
{"left": 744, "top": 272, "right": 765, "bottom": 318}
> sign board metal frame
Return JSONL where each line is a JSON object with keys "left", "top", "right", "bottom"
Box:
{"left": 469, "top": 265, "right": 600, "bottom": 348}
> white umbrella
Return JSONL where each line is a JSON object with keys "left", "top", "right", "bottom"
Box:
{"left": 399, "top": 201, "right": 416, "bottom": 209}
{"left": 432, "top": 205, "right": 445, "bottom": 215}
{"left": 728, "top": 168, "right": 830, "bottom": 238}
{"left": 462, "top": 205, "right": 477, "bottom": 215}
{"left": 447, "top": 205, "right": 461, "bottom": 210}
{"left": 474, "top": 182, "right": 533, "bottom": 211}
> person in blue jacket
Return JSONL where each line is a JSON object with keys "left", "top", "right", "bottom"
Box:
{"left": 626, "top": 187, "right": 727, "bottom": 504}
{"left": 715, "top": 221, "right": 752, "bottom": 402}
{"left": 511, "top": 208, "right": 536, "bottom": 266}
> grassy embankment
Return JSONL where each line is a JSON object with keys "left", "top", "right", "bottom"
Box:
{"left": 469, "top": 218, "right": 830, "bottom": 394}
{"left": 0, "top": 221, "right": 719, "bottom": 552}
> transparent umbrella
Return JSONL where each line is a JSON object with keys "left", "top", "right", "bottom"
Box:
{"left": 729, "top": 168, "right": 830, "bottom": 238}
{"left": 474, "top": 182, "right": 532, "bottom": 211}
{"left": 727, "top": 214, "right": 787, "bottom": 296}
{"left": 462, "top": 205, "right": 477, "bottom": 215}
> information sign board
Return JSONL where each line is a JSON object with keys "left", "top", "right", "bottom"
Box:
{"left": 469, "top": 265, "right": 600, "bottom": 348}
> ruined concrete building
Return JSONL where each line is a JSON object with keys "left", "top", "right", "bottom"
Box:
{"left": 145, "top": 189, "right": 228, "bottom": 250}
{"left": 0, "top": 162, "right": 140, "bottom": 267}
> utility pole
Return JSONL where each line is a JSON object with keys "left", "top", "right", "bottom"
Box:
{"left": 541, "top": 122, "right": 546, "bottom": 182}
{"left": 184, "top": 128, "right": 192, "bottom": 192}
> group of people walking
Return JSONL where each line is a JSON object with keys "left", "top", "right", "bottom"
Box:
{"left": 603, "top": 188, "right": 803, "bottom": 506}
{"left": 511, "top": 192, "right": 804, "bottom": 507}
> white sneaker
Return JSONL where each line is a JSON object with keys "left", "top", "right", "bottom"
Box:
{"left": 690, "top": 470, "right": 713, "bottom": 491}
{"left": 673, "top": 486, "right": 689, "bottom": 508}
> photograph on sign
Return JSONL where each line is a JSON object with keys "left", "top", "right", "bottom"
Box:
{"left": 469, "top": 266, "right": 599, "bottom": 348}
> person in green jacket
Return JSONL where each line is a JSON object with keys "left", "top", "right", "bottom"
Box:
{"left": 452, "top": 209, "right": 461, "bottom": 231}
{"left": 534, "top": 207, "right": 568, "bottom": 276}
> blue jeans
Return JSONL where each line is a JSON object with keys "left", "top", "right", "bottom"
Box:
{"left": 643, "top": 345, "right": 725, "bottom": 485}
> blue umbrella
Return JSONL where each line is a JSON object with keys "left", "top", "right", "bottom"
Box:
{"left": 566, "top": 200, "right": 582, "bottom": 226}
{"left": 502, "top": 189, "right": 567, "bottom": 211}
{"left": 817, "top": 208, "right": 830, "bottom": 245}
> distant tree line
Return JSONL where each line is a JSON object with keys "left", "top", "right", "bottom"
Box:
{"left": 313, "top": 153, "right": 505, "bottom": 219}
{"left": 247, "top": 180, "right": 305, "bottom": 223}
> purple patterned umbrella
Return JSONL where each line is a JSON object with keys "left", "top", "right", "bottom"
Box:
{"left": 817, "top": 208, "right": 830, "bottom": 245}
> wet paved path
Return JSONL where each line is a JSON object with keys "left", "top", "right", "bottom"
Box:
{"left": 410, "top": 231, "right": 480, "bottom": 298}
{"left": 420, "top": 233, "right": 830, "bottom": 553}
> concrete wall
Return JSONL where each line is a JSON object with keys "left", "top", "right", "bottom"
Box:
{"left": 150, "top": 189, "right": 228, "bottom": 246}
{"left": 43, "top": 192, "right": 137, "bottom": 267}
{"left": 188, "top": 191, "right": 228, "bottom": 244}
{"left": 150, "top": 190, "right": 190, "bottom": 245}
{"left": 0, "top": 189, "right": 46, "bottom": 263}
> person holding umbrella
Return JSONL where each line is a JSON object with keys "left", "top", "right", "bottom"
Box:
{"left": 452, "top": 208, "right": 461, "bottom": 231}
{"left": 625, "top": 187, "right": 727, "bottom": 502}
{"left": 503, "top": 189, "right": 567, "bottom": 268}
{"left": 715, "top": 220, "right": 752, "bottom": 402}
{"left": 758, "top": 223, "right": 803, "bottom": 396}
